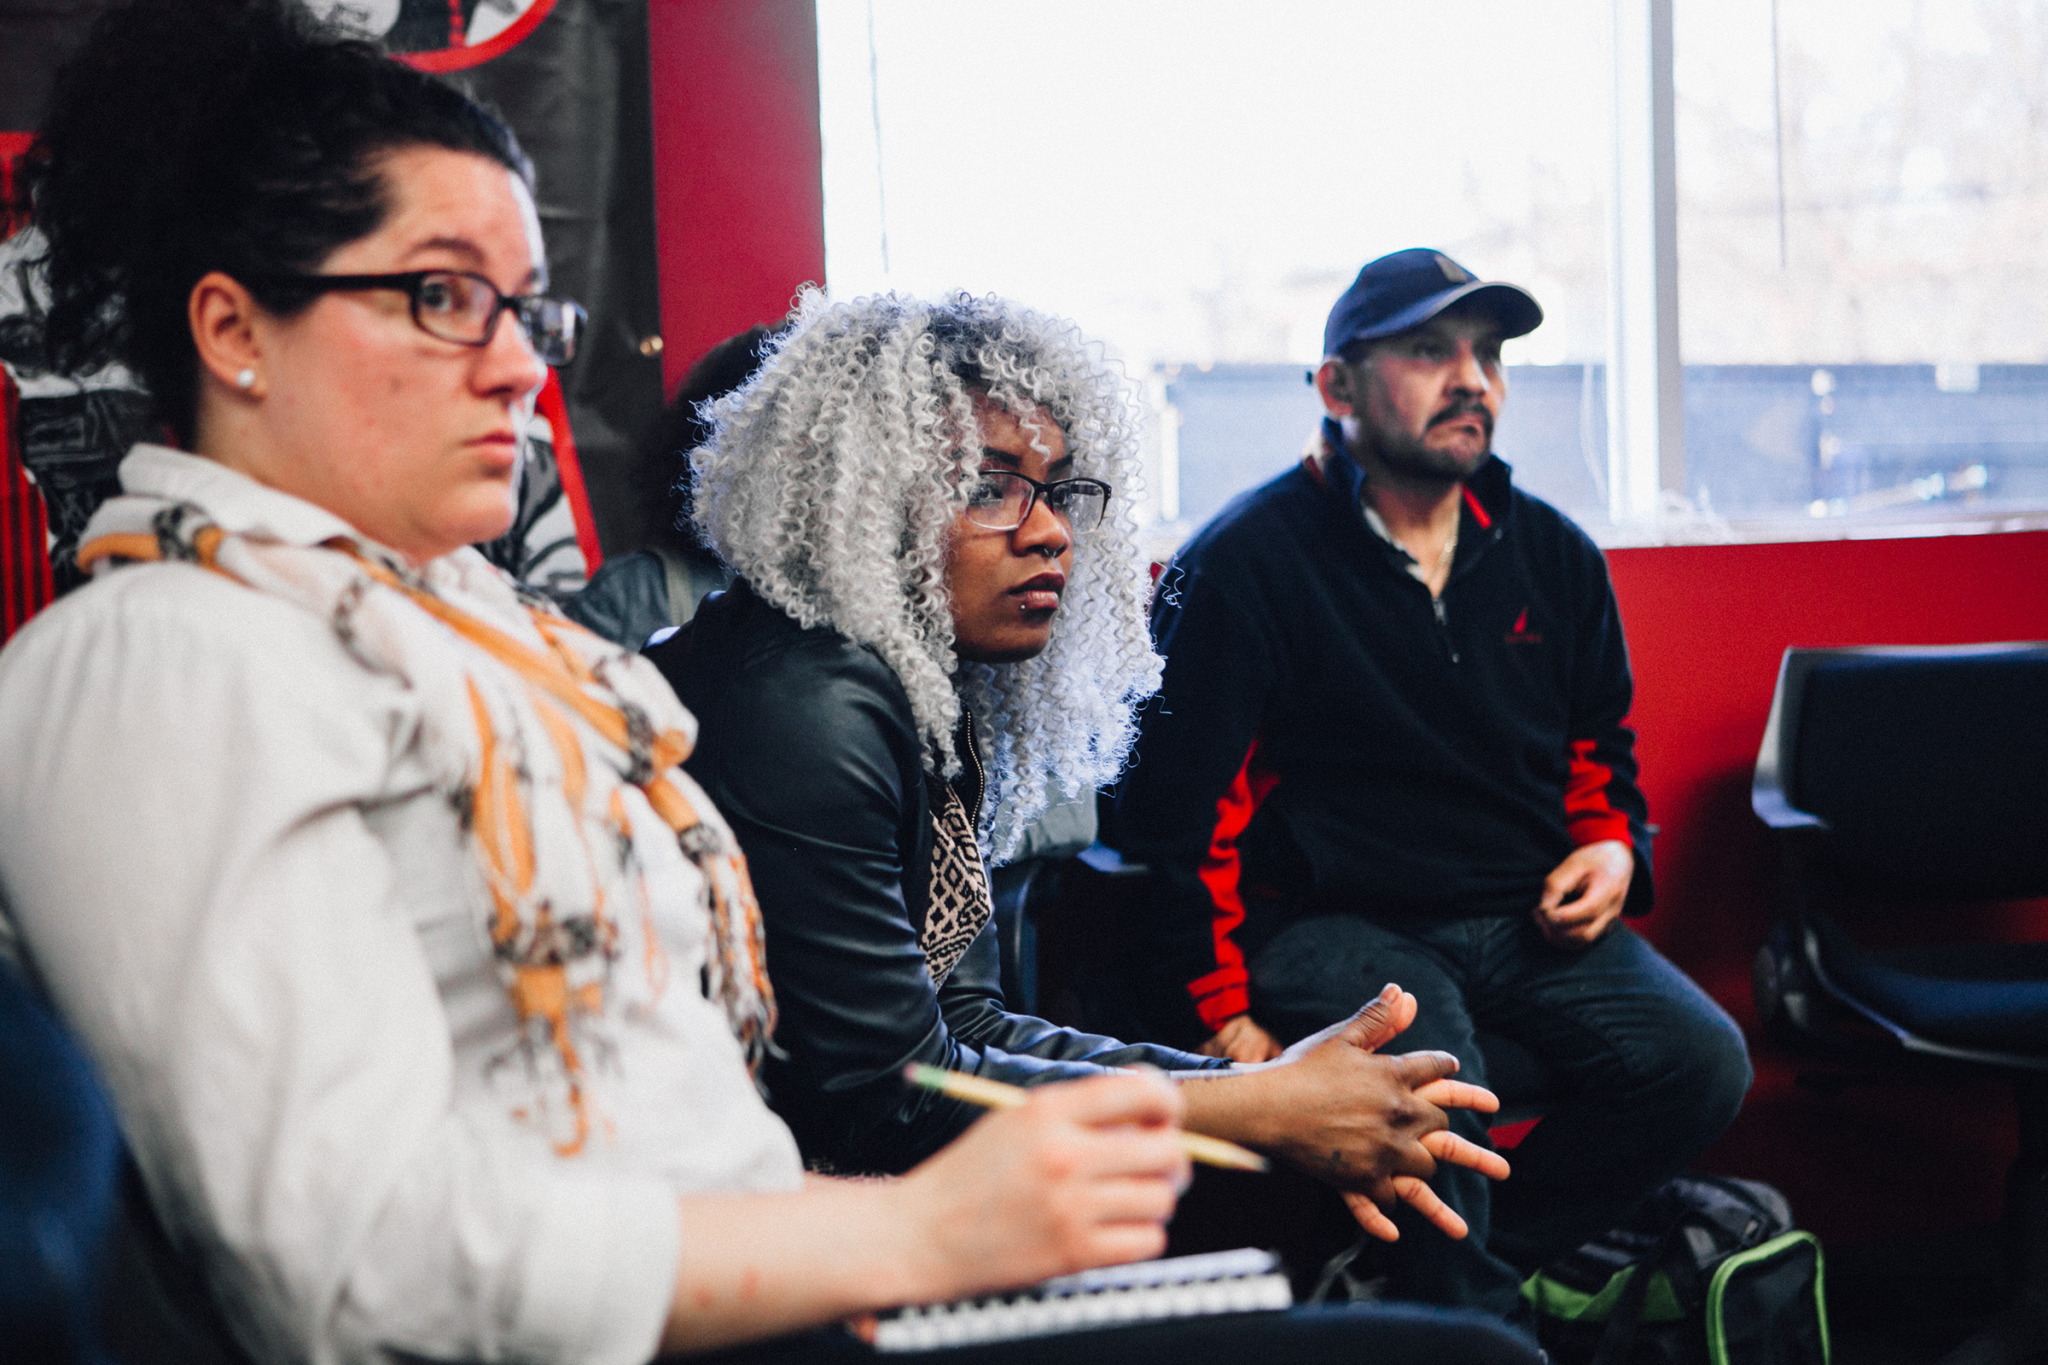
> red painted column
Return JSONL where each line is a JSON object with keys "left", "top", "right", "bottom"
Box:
{"left": 646, "top": 0, "right": 826, "bottom": 392}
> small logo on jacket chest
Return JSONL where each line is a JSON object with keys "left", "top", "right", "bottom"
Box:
{"left": 1505, "top": 606, "right": 1543, "bottom": 644}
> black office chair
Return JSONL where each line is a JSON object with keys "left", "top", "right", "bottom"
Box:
{"left": 1750, "top": 642, "right": 2048, "bottom": 1365}
{"left": 990, "top": 856, "right": 1057, "bottom": 1013}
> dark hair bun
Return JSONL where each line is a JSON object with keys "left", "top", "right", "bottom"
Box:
{"left": 28, "top": 0, "right": 528, "bottom": 444}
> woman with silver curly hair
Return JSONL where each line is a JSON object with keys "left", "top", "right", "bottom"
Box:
{"left": 648, "top": 290, "right": 1511, "bottom": 1253}
{"left": 688, "top": 288, "right": 1156, "bottom": 858}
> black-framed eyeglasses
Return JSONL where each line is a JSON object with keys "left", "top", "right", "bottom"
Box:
{"left": 253, "top": 270, "right": 586, "bottom": 366}
{"left": 964, "top": 468, "right": 1112, "bottom": 534}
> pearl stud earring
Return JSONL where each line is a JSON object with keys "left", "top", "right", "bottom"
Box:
{"left": 235, "top": 368, "right": 256, "bottom": 390}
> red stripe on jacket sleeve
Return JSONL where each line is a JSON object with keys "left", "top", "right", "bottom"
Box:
{"left": 1190, "top": 739, "right": 1279, "bottom": 1031}
{"left": 1565, "top": 738, "right": 1632, "bottom": 846}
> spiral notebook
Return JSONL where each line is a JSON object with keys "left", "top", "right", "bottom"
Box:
{"left": 859, "top": 1247, "right": 1293, "bottom": 1353}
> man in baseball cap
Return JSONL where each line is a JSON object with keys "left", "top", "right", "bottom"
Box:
{"left": 1115, "top": 250, "right": 1750, "bottom": 1322}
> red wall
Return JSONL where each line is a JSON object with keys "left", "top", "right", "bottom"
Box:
{"left": 1610, "top": 530, "right": 2048, "bottom": 1245}
{"left": 646, "top": 0, "right": 826, "bottom": 391}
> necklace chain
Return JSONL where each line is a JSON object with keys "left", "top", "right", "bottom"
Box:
{"left": 1434, "top": 520, "right": 1459, "bottom": 572}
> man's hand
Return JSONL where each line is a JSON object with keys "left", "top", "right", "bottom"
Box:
{"left": 1181, "top": 985, "right": 1508, "bottom": 1243}
{"left": 1534, "top": 839, "right": 1633, "bottom": 946}
{"left": 1199, "top": 1014, "right": 1284, "bottom": 1062}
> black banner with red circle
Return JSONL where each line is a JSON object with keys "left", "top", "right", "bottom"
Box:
{"left": 0, "top": 0, "right": 664, "bottom": 634}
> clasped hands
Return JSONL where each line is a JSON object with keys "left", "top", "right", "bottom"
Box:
{"left": 890, "top": 982, "right": 1500, "bottom": 1307}
{"left": 1188, "top": 983, "right": 1508, "bottom": 1241}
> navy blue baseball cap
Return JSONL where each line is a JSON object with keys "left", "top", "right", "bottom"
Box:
{"left": 1322, "top": 249, "right": 1544, "bottom": 358}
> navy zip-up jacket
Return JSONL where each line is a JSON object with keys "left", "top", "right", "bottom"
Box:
{"left": 1113, "top": 425, "right": 1653, "bottom": 1049}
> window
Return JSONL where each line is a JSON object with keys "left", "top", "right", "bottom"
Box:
{"left": 1674, "top": 0, "right": 2048, "bottom": 533}
{"left": 817, "top": 1, "right": 2048, "bottom": 546}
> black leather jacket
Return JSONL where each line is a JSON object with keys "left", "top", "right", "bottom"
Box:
{"left": 647, "top": 580, "right": 1221, "bottom": 1173}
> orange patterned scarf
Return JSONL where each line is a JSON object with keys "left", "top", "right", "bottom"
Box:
{"left": 78, "top": 501, "right": 776, "bottom": 1155}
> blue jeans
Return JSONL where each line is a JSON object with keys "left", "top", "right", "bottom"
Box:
{"left": 1247, "top": 913, "right": 1752, "bottom": 1317}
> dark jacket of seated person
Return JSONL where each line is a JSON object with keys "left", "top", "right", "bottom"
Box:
{"left": 648, "top": 579, "right": 1224, "bottom": 1173}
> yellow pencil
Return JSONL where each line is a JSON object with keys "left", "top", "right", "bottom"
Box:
{"left": 902, "top": 1063, "right": 1269, "bottom": 1173}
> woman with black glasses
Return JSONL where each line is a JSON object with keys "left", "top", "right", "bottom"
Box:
{"left": 0, "top": 4, "right": 1247, "bottom": 1361}
{"left": 648, "top": 291, "right": 1514, "bottom": 1257}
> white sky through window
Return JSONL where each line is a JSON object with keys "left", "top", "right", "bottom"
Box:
{"left": 819, "top": 1, "right": 2048, "bottom": 372}
{"left": 817, "top": 1, "right": 1610, "bottom": 371}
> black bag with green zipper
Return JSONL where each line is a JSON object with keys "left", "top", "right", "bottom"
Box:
{"left": 1520, "top": 1174, "right": 1829, "bottom": 1365}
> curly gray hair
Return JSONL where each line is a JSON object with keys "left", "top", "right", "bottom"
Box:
{"left": 691, "top": 289, "right": 1162, "bottom": 859}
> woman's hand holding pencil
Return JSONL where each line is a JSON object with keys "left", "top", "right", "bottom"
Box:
{"left": 888, "top": 1068, "right": 1191, "bottom": 1300}
{"left": 905, "top": 1063, "right": 1270, "bottom": 1172}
